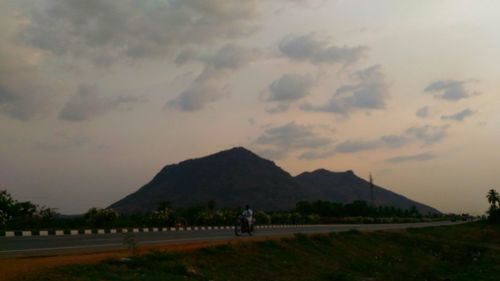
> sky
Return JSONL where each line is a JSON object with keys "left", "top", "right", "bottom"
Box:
{"left": 1, "top": 0, "right": 499, "bottom": 215}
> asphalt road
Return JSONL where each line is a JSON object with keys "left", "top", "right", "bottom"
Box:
{"left": 0, "top": 221, "right": 463, "bottom": 258}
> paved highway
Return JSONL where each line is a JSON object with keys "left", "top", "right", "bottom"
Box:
{"left": 0, "top": 221, "right": 463, "bottom": 258}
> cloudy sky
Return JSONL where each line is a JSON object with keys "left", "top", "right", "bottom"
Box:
{"left": 1, "top": 0, "right": 499, "bottom": 215}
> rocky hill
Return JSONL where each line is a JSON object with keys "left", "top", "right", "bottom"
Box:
{"left": 294, "top": 169, "right": 439, "bottom": 214}
{"left": 109, "top": 147, "right": 439, "bottom": 214}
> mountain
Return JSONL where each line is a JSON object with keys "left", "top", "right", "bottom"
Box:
{"left": 109, "top": 147, "right": 305, "bottom": 213}
{"left": 109, "top": 147, "right": 440, "bottom": 214}
{"left": 294, "top": 169, "right": 439, "bottom": 214}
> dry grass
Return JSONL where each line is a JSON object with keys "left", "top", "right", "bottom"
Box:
{"left": 0, "top": 235, "right": 285, "bottom": 281}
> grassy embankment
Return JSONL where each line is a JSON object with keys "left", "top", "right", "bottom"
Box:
{"left": 20, "top": 222, "right": 500, "bottom": 281}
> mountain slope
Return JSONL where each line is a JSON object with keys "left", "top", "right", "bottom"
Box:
{"left": 109, "top": 147, "right": 440, "bottom": 214}
{"left": 109, "top": 147, "right": 305, "bottom": 213}
{"left": 294, "top": 169, "right": 439, "bottom": 214}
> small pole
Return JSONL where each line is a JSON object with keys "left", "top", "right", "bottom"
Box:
{"left": 369, "top": 173, "right": 374, "bottom": 207}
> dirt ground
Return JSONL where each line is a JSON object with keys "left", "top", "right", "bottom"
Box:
{"left": 0, "top": 236, "right": 285, "bottom": 281}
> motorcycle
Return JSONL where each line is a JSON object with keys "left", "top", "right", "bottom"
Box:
{"left": 234, "top": 215, "right": 254, "bottom": 236}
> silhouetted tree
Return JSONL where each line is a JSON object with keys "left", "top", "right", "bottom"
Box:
{"left": 486, "top": 189, "right": 499, "bottom": 209}
{"left": 486, "top": 189, "right": 500, "bottom": 224}
{"left": 150, "top": 202, "right": 175, "bottom": 227}
{"left": 156, "top": 201, "right": 172, "bottom": 211}
{"left": 84, "top": 208, "right": 118, "bottom": 228}
{"left": 0, "top": 191, "right": 15, "bottom": 226}
{"left": 207, "top": 199, "right": 216, "bottom": 212}
{"left": 254, "top": 211, "right": 271, "bottom": 224}
{"left": 0, "top": 190, "right": 60, "bottom": 228}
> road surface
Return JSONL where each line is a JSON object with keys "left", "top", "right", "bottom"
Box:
{"left": 0, "top": 221, "right": 463, "bottom": 258}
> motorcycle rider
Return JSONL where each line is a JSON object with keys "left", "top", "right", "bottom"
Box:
{"left": 241, "top": 204, "right": 254, "bottom": 230}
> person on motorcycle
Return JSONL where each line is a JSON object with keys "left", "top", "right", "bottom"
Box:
{"left": 241, "top": 204, "right": 253, "bottom": 229}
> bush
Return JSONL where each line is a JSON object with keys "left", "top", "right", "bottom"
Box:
{"left": 254, "top": 211, "right": 271, "bottom": 224}
{"left": 84, "top": 208, "right": 118, "bottom": 228}
{"left": 488, "top": 208, "right": 500, "bottom": 224}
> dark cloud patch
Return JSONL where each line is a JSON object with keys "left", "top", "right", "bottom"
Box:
{"left": 168, "top": 44, "right": 258, "bottom": 111}
{"left": 298, "top": 149, "right": 336, "bottom": 160}
{"left": 279, "top": 33, "right": 367, "bottom": 65}
{"left": 441, "top": 108, "right": 476, "bottom": 122}
{"left": 264, "top": 73, "right": 314, "bottom": 113}
{"left": 416, "top": 106, "right": 430, "bottom": 118}
{"left": 335, "top": 139, "right": 380, "bottom": 153}
{"left": 0, "top": 48, "right": 54, "bottom": 120}
{"left": 59, "top": 84, "right": 144, "bottom": 121}
{"left": 386, "top": 152, "right": 435, "bottom": 163}
{"left": 301, "top": 65, "right": 389, "bottom": 115}
{"left": 205, "top": 44, "right": 258, "bottom": 70}
{"left": 166, "top": 80, "right": 227, "bottom": 111}
{"left": 23, "top": 0, "right": 259, "bottom": 63}
{"left": 195, "top": 44, "right": 260, "bottom": 81}
{"left": 380, "top": 135, "right": 410, "bottom": 148}
{"left": 330, "top": 124, "right": 447, "bottom": 155}
{"left": 405, "top": 125, "right": 448, "bottom": 145}
{"left": 0, "top": 1, "right": 56, "bottom": 120}
{"left": 174, "top": 48, "right": 200, "bottom": 65}
{"left": 266, "top": 103, "right": 290, "bottom": 114}
{"left": 0, "top": 74, "right": 53, "bottom": 120}
{"left": 268, "top": 74, "right": 314, "bottom": 102}
{"left": 424, "top": 80, "right": 475, "bottom": 101}
{"left": 254, "top": 122, "right": 333, "bottom": 159}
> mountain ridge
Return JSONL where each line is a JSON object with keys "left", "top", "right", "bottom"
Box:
{"left": 109, "top": 147, "right": 440, "bottom": 214}
{"left": 294, "top": 168, "right": 439, "bottom": 214}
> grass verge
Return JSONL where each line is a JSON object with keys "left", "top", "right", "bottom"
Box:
{"left": 17, "top": 222, "right": 500, "bottom": 281}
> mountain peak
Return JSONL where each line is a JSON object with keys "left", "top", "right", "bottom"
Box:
{"left": 109, "top": 146, "right": 301, "bottom": 213}
{"left": 217, "top": 146, "right": 255, "bottom": 156}
{"left": 205, "top": 146, "right": 265, "bottom": 162}
{"left": 301, "top": 169, "right": 357, "bottom": 177}
{"left": 109, "top": 147, "right": 440, "bottom": 214}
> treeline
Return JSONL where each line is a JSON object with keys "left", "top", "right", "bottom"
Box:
{"left": 1, "top": 189, "right": 452, "bottom": 231}
{"left": 295, "top": 200, "right": 423, "bottom": 218}
{"left": 0, "top": 190, "right": 58, "bottom": 230}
